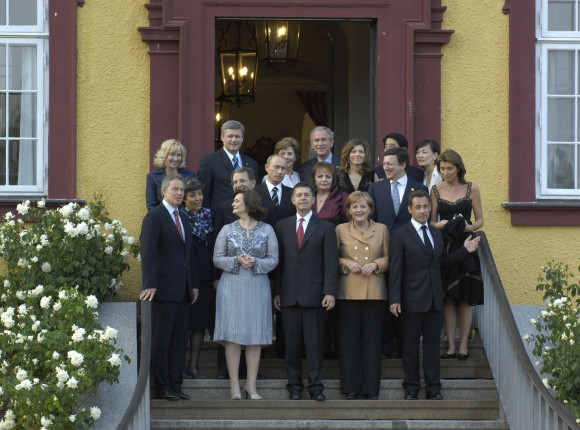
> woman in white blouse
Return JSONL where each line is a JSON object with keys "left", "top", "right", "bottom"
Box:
{"left": 416, "top": 139, "right": 443, "bottom": 190}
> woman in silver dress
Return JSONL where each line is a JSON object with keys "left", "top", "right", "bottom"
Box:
{"left": 213, "top": 189, "right": 279, "bottom": 400}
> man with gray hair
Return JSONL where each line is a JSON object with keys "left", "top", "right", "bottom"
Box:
{"left": 197, "top": 120, "right": 258, "bottom": 211}
{"left": 297, "top": 126, "right": 341, "bottom": 182}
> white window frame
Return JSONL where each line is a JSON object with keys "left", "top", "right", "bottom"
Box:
{"left": 0, "top": 0, "right": 48, "bottom": 197}
{"left": 537, "top": 0, "right": 580, "bottom": 198}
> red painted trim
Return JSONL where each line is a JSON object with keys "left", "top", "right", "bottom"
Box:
{"left": 47, "top": 0, "right": 78, "bottom": 200}
{"left": 504, "top": 1, "right": 580, "bottom": 225}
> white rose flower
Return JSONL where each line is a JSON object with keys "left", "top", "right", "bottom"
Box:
{"left": 40, "top": 234, "right": 49, "bottom": 245}
{"left": 17, "top": 258, "right": 27, "bottom": 268}
{"left": 523, "top": 334, "right": 530, "bottom": 341}
{"left": 37, "top": 199, "right": 46, "bottom": 208}
{"left": 90, "top": 407, "right": 102, "bottom": 420}
{"left": 56, "top": 366, "right": 69, "bottom": 383}
{"left": 571, "top": 339, "right": 575, "bottom": 346}
{"left": 41, "top": 416, "right": 52, "bottom": 427}
{"left": 19, "top": 379, "right": 32, "bottom": 390}
{"left": 16, "top": 368, "right": 27, "bottom": 381}
{"left": 104, "top": 326, "right": 118, "bottom": 340}
{"left": 16, "top": 202, "right": 29, "bottom": 215}
{"left": 52, "top": 351, "right": 60, "bottom": 360}
{"left": 3, "top": 279, "right": 9, "bottom": 287}
{"left": 30, "top": 256, "right": 38, "bottom": 263}
{"left": 67, "top": 350, "right": 84, "bottom": 366}
{"left": 36, "top": 244, "right": 43, "bottom": 250}
{"left": 58, "top": 290, "right": 67, "bottom": 299}
{"left": 104, "top": 246, "right": 113, "bottom": 255}
{"left": 72, "top": 328, "right": 85, "bottom": 342}
{"left": 107, "top": 353, "right": 122, "bottom": 367}
{"left": 8, "top": 219, "right": 15, "bottom": 226}
{"left": 76, "top": 222, "right": 89, "bottom": 235}
{"left": 53, "top": 302, "right": 62, "bottom": 312}
{"left": 59, "top": 203, "right": 74, "bottom": 218}
{"left": 1, "top": 313, "right": 14, "bottom": 328}
{"left": 66, "top": 377, "right": 78, "bottom": 388}
{"left": 127, "top": 236, "right": 135, "bottom": 244}
{"left": 17, "top": 304, "right": 27, "bottom": 315}
{"left": 69, "top": 415, "right": 76, "bottom": 422}
{"left": 104, "top": 222, "right": 113, "bottom": 232}
{"left": 85, "top": 295, "right": 98, "bottom": 309}
{"left": 542, "top": 378, "right": 550, "bottom": 388}
{"left": 0, "top": 386, "right": 3, "bottom": 395}
{"left": 77, "top": 207, "right": 90, "bottom": 220}
{"left": 40, "top": 296, "right": 51, "bottom": 309}
{"left": 63, "top": 222, "right": 74, "bottom": 235}
{"left": 4, "top": 211, "right": 14, "bottom": 220}
{"left": 41, "top": 262, "right": 51, "bottom": 273}
{"left": 562, "top": 333, "right": 568, "bottom": 341}
{"left": 535, "top": 361, "right": 540, "bottom": 366}
{"left": 541, "top": 310, "right": 548, "bottom": 317}
{"left": 31, "top": 321, "right": 40, "bottom": 331}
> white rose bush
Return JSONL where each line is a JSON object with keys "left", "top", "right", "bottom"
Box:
{"left": 525, "top": 261, "right": 580, "bottom": 420}
{"left": 0, "top": 196, "right": 139, "bottom": 428}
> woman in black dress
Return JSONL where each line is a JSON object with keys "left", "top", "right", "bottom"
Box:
{"left": 430, "top": 150, "right": 484, "bottom": 360}
{"left": 337, "top": 139, "right": 377, "bottom": 194}
{"left": 181, "top": 178, "right": 215, "bottom": 378}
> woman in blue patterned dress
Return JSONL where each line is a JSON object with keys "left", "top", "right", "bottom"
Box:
{"left": 213, "top": 189, "right": 279, "bottom": 400}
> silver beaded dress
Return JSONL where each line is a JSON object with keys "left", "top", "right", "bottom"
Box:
{"left": 213, "top": 220, "right": 279, "bottom": 346}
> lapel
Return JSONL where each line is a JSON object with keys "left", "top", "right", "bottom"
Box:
{"left": 219, "top": 149, "right": 235, "bottom": 173}
{"left": 381, "top": 180, "right": 397, "bottom": 217}
{"left": 300, "top": 214, "right": 318, "bottom": 249}
{"left": 162, "top": 205, "right": 185, "bottom": 246}
{"left": 405, "top": 222, "right": 431, "bottom": 257}
{"left": 284, "top": 216, "right": 299, "bottom": 251}
{"left": 346, "top": 220, "right": 377, "bottom": 243}
{"left": 400, "top": 180, "right": 418, "bottom": 217}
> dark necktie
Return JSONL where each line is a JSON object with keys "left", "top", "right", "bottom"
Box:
{"left": 271, "top": 186, "right": 279, "bottom": 206}
{"left": 421, "top": 225, "right": 433, "bottom": 254}
{"left": 232, "top": 155, "right": 240, "bottom": 170}
{"left": 173, "top": 210, "right": 183, "bottom": 241}
{"left": 297, "top": 218, "right": 305, "bottom": 249}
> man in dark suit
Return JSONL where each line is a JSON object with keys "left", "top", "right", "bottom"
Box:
{"left": 374, "top": 132, "right": 424, "bottom": 183}
{"left": 274, "top": 182, "right": 338, "bottom": 401}
{"left": 368, "top": 147, "right": 428, "bottom": 359}
{"left": 368, "top": 147, "right": 428, "bottom": 232}
{"left": 297, "top": 126, "right": 341, "bottom": 182}
{"left": 197, "top": 120, "right": 258, "bottom": 211}
{"left": 388, "top": 190, "right": 480, "bottom": 400}
{"left": 254, "top": 154, "right": 296, "bottom": 226}
{"left": 139, "top": 173, "right": 199, "bottom": 401}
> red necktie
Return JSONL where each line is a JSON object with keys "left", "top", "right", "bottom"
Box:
{"left": 297, "top": 218, "right": 305, "bottom": 249}
{"left": 173, "top": 210, "right": 183, "bottom": 240}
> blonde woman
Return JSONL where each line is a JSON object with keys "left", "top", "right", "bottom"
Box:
{"left": 146, "top": 139, "right": 196, "bottom": 210}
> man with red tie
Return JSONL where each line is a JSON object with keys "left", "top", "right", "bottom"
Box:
{"left": 273, "top": 182, "right": 338, "bottom": 401}
{"left": 140, "top": 174, "right": 199, "bottom": 401}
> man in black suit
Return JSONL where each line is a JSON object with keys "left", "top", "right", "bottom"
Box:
{"left": 297, "top": 126, "right": 341, "bottom": 182}
{"left": 368, "top": 147, "right": 428, "bottom": 232}
{"left": 388, "top": 190, "right": 480, "bottom": 400}
{"left": 369, "top": 148, "right": 428, "bottom": 359}
{"left": 197, "top": 120, "right": 258, "bottom": 211}
{"left": 374, "top": 132, "right": 424, "bottom": 183}
{"left": 139, "top": 173, "right": 199, "bottom": 401}
{"left": 255, "top": 154, "right": 296, "bottom": 226}
{"left": 274, "top": 182, "right": 338, "bottom": 401}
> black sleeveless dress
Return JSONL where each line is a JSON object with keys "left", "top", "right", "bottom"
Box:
{"left": 432, "top": 183, "right": 484, "bottom": 305}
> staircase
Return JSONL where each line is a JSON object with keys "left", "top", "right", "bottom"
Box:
{"left": 150, "top": 331, "right": 509, "bottom": 430}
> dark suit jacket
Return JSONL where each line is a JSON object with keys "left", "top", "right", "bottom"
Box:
{"left": 388, "top": 222, "right": 469, "bottom": 313}
{"left": 375, "top": 164, "right": 424, "bottom": 183}
{"left": 274, "top": 215, "right": 338, "bottom": 307}
{"left": 254, "top": 182, "right": 296, "bottom": 227}
{"left": 197, "top": 149, "right": 257, "bottom": 211}
{"left": 146, "top": 168, "right": 196, "bottom": 211}
{"left": 297, "top": 153, "right": 341, "bottom": 184}
{"left": 368, "top": 177, "right": 428, "bottom": 231}
{"left": 140, "top": 203, "right": 199, "bottom": 302}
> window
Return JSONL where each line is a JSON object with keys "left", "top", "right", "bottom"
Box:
{"left": 538, "top": 0, "right": 580, "bottom": 198}
{"left": 0, "top": 0, "right": 47, "bottom": 196}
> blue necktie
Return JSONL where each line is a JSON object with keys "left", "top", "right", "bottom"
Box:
{"left": 391, "top": 180, "right": 400, "bottom": 214}
{"left": 232, "top": 155, "right": 240, "bottom": 170}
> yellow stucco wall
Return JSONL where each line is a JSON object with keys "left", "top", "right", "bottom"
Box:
{"left": 74, "top": 0, "right": 579, "bottom": 304}
{"left": 441, "top": 0, "right": 580, "bottom": 305}
{"left": 76, "top": 1, "right": 150, "bottom": 301}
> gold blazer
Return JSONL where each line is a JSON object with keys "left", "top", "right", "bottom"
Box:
{"left": 335, "top": 220, "right": 389, "bottom": 300}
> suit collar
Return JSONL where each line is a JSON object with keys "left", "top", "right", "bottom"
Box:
{"left": 404, "top": 221, "right": 432, "bottom": 257}
{"left": 346, "top": 220, "right": 378, "bottom": 241}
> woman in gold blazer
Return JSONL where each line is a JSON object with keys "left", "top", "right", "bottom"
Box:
{"left": 335, "top": 191, "right": 389, "bottom": 400}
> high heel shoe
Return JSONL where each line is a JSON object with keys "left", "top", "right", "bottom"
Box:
{"left": 231, "top": 393, "right": 242, "bottom": 400}
{"left": 244, "top": 389, "right": 263, "bottom": 400}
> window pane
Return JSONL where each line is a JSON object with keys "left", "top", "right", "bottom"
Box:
{"left": 0, "top": 0, "right": 6, "bottom": 26}
{"left": 548, "top": 97, "right": 575, "bottom": 141}
{"left": 7, "top": 139, "right": 36, "bottom": 185}
{"left": 548, "top": 0, "right": 576, "bottom": 31}
{"left": 0, "top": 93, "right": 5, "bottom": 137}
{"left": 548, "top": 144, "right": 575, "bottom": 188}
{"left": 8, "top": 45, "right": 36, "bottom": 90}
{"left": 548, "top": 50, "right": 574, "bottom": 94}
{"left": 8, "top": 93, "right": 37, "bottom": 138}
{"left": 0, "top": 140, "right": 5, "bottom": 185}
{"left": 0, "top": 44, "right": 5, "bottom": 91}
{"left": 8, "top": 0, "right": 37, "bottom": 26}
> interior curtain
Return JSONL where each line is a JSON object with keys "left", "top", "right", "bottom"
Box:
{"left": 296, "top": 91, "right": 328, "bottom": 127}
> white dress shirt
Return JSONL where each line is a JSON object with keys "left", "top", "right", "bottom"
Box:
{"left": 411, "top": 218, "right": 434, "bottom": 248}
{"left": 223, "top": 148, "right": 242, "bottom": 167}
{"left": 296, "top": 211, "right": 313, "bottom": 232}
{"left": 390, "top": 174, "right": 408, "bottom": 206}
{"left": 265, "top": 179, "right": 283, "bottom": 202}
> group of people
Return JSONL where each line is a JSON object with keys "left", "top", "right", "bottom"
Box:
{"left": 139, "top": 120, "right": 484, "bottom": 403}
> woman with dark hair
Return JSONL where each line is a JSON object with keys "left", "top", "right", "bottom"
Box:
{"left": 311, "top": 161, "right": 349, "bottom": 226}
{"left": 337, "top": 139, "right": 377, "bottom": 193}
{"left": 213, "top": 189, "right": 279, "bottom": 400}
{"left": 146, "top": 139, "right": 196, "bottom": 210}
{"left": 180, "top": 178, "right": 214, "bottom": 380}
{"left": 336, "top": 191, "right": 389, "bottom": 400}
{"left": 416, "top": 139, "right": 442, "bottom": 189}
{"left": 262, "top": 137, "right": 301, "bottom": 188}
{"left": 430, "top": 149, "right": 484, "bottom": 361}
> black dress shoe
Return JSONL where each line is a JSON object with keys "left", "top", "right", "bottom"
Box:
{"left": 426, "top": 390, "right": 443, "bottom": 400}
{"left": 440, "top": 352, "right": 457, "bottom": 359}
{"left": 367, "top": 394, "right": 379, "bottom": 400}
{"left": 289, "top": 392, "right": 302, "bottom": 400}
{"left": 216, "top": 371, "right": 228, "bottom": 379}
{"left": 404, "top": 391, "right": 418, "bottom": 400}
{"left": 310, "top": 391, "right": 326, "bottom": 401}
{"left": 457, "top": 353, "right": 469, "bottom": 360}
{"left": 345, "top": 392, "right": 357, "bottom": 400}
{"left": 158, "top": 389, "right": 179, "bottom": 401}
{"left": 174, "top": 389, "right": 191, "bottom": 400}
